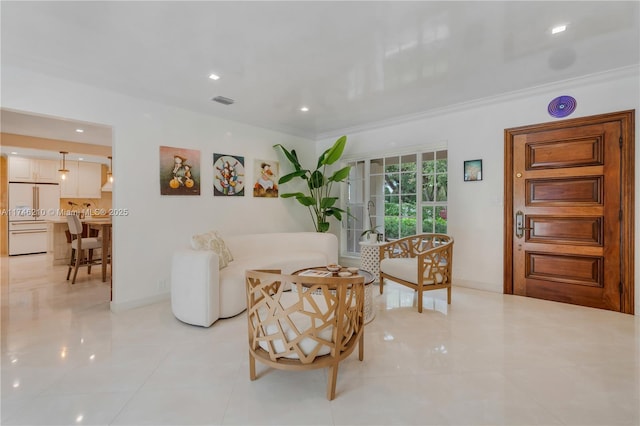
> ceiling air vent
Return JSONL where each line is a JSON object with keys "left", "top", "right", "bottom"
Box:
{"left": 212, "top": 96, "right": 235, "bottom": 105}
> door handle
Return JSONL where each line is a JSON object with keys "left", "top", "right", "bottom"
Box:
{"left": 515, "top": 211, "right": 533, "bottom": 239}
{"left": 11, "top": 230, "right": 47, "bottom": 235}
{"left": 35, "top": 186, "right": 40, "bottom": 217}
{"left": 32, "top": 186, "right": 37, "bottom": 217}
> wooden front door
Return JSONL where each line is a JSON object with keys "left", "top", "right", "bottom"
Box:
{"left": 504, "top": 110, "right": 634, "bottom": 314}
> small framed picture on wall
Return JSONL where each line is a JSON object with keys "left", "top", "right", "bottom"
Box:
{"left": 464, "top": 159, "right": 483, "bottom": 182}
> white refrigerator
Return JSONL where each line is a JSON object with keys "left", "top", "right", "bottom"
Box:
{"left": 8, "top": 183, "right": 60, "bottom": 255}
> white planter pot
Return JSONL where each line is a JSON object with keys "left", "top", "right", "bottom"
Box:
{"left": 368, "top": 233, "right": 379, "bottom": 243}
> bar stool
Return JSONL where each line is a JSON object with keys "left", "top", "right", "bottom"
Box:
{"left": 66, "top": 215, "right": 102, "bottom": 284}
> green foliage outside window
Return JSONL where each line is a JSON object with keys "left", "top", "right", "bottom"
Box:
{"left": 343, "top": 150, "right": 447, "bottom": 254}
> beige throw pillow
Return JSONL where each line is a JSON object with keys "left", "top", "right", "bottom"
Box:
{"left": 190, "top": 230, "right": 234, "bottom": 269}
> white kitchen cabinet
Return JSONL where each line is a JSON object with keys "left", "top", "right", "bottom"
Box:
{"left": 9, "top": 157, "right": 35, "bottom": 182}
{"left": 9, "top": 157, "right": 61, "bottom": 183}
{"left": 59, "top": 161, "right": 79, "bottom": 197}
{"left": 35, "top": 159, "right": 60, "bottom": 183}
{"left": 60, "top": 161, "right": 102, "bottom": 198}
{"left": 77, "top": 162, "right": 102, "bottom": 198}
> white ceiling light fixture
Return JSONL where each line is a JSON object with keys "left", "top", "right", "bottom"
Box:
{"left": 209, "top": 73, "right": 220, "bottom": 80}
{"left": 75, "top": 128, "right": 84, "bottom": 133}
{"left": 58, "top": 151, "right": 69, "bottom": 180}
{"left": 552, "top": 24, "right": 567, "bottom": 35}
{"left": 300, "top": 106, "right": 309, "bottom": 112}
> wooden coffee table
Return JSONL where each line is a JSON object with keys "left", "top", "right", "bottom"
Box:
{"left": 293, "top": 267, "right": 376, "bottom": 324}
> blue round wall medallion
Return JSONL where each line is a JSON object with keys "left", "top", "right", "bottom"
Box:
{"left": 548, "top": 95, "right": 577, "bottom": 118}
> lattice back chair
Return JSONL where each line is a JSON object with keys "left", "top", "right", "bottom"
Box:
{"left": 66, "top": 215, "right": 103, "bottom": 284}
{"left": 378, "top": 233, "right": 454, "bottom": 313}
{"left": 245, "top": 269, "right": 365, "bottom": 400}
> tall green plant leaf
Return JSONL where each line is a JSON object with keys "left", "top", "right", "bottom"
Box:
{"left": 323, "top": 135, "right": 347, "bottom": 165}
{"left": 273, "top": 144, "right": 301, "bottom": 170}
{"left": 279, "top": 170, "right": 307, "bottom": 184}
{"left": 320, "top": 197, "right": 338, "bottom": 208}
{"left": 328, "top": 166, "right": 351, "bottom": 182}
{"left": 280, "top": 192, "right": 305, "bottom": 198}
{"left": 326, "top": 207, "right": 347, "bottom": 217}
{"left": 317, "top": 148, "right": 331, "bottom": 169}
{"left": 295, "top": 195, "right": 316, "bottom": 206}
{"left": 309, "top": 170, "right": 324, "bottom": 189}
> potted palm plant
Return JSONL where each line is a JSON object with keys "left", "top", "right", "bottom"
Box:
{"left": 361, "top": 226, "right": 381, "bottom": 243}
{"left": 274, "top": 136, "right": 351, "bottom": 233}
{"left": 360, "top": 200, "right": 381, "bottom": 242}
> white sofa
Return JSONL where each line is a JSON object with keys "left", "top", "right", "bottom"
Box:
{"left": 171, "top": 232, "right": 338, "bottom": 327}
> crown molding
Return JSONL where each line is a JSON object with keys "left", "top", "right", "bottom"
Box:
{"left": 317, "top": 65, "right": 640, "bottom": 141}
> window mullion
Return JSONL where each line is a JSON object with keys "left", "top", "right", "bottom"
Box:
{"left": 416, "top": 156, "right": 423, "bottom": 235}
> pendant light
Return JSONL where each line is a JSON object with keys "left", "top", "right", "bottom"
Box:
{"left": 107, "top": 156, "right": 114, "bottom": 183}
{"left": 58, "top": 151, "right": 69, "bottom": 180}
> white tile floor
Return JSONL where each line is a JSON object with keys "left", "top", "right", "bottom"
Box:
{"left": 1, "top": 253, "right": 639, "bottom": 425}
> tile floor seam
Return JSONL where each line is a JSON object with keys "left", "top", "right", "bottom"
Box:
{"left": 105, "top": 344, "right": 175, "bottom": 425}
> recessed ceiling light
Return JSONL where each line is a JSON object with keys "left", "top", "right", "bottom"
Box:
{"left": 209, "top": 73, "right": 220, "bottom": 80}
{"left": 300, "top": 106, "right": 309, "bottom": 112}
{"left": 78, "top": 157, "right": 84, "bottom": 161}
{"left": 75, "top": 128, "right": 84, "bottom": 133}
{"left": 552, "top": 25, "right": 567, "bottom": 34}
{"left": 10, "top": 151, "right": 18, "bottom": 155}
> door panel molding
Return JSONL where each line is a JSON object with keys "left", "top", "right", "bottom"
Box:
{"left": 526, "top": 216, "right": 603, "bottom": 246}
{"left": 526, "top": 252, "right": 603, "bottom": 287}
{"left": 527, "top": 176, "right": 603, "bottom": 205}
{"left": 527, "top": 137, "right": 604, "bottom": 169}
{"left": 504, "top": 110, "right": 635, "bottom": 314}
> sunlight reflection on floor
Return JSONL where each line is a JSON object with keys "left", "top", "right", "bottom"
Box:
{"left": 379, "top": 280, "right": 449, "bottom": 314}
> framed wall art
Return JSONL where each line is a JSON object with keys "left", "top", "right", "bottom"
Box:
{"left": 159, "top": 146, "right": 201, "bottom": 195}
{"left": 463, "top": 159, "right": 483, "bottom": 182}
{"left": 253, "top": 159, "right": 279, "bottom": 198}
{"left": 213, "top": 153, "right": 245, "bottom": 196}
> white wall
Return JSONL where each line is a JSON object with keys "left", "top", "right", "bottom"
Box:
{"left": 320, "top": 66, "right": 640, "bottom": 313}
{"left": 3, "top": 64, "right": 639, "bottom": 313}
{"left": 2, "top": 65, "right": 317, "bottom": 310}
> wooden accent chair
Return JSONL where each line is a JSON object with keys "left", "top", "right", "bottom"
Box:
{"left": 66, "top": 215, "right": 103, "bottom": 284}
{"left": 245, "top": 269, "right": 365, "bottom": 400}
{"left": 379, "top": 234, "right": 454, "bottom": 313}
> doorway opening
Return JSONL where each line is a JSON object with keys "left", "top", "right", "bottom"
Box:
{"left": 1, "top": 108, "right": 114, "bottom": 304}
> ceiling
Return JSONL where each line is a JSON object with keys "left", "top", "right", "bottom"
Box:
{"left": 0, "top": 109, "right": 113, "bottom": 146}
{"left": 1, "top": 1, "right": 638, "bottom": 141}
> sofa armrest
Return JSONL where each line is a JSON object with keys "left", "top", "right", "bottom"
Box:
{"left": 171, "top": 249, "right": 221, "bottom": 327}
{"left": 416, "top": 241, "right": 454, "bottom": 282}
{"left": 380, "top": 234, "right": 452, "bottom": 260}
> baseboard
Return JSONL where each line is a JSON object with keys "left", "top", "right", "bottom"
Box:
{"left": 453, "top": 278, "right": 502, "bottom": 294}
{"left": 110, "top": 292, "right": 170, "bottom": 313}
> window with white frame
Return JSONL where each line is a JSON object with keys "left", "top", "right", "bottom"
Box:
{"left": 343, "top": 149, "right": 447, "bottom": 256}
